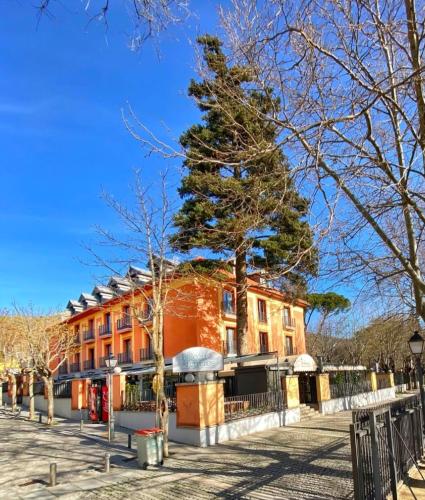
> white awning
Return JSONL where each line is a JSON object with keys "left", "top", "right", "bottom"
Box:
{"left": 280, "top": 354, "right": 317, "bottom": 372}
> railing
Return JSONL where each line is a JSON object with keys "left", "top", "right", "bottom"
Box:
{"left": 58, "top": 364, "right": 68, "bottom": 375}
{"left": 139, "top": 347, "right": 153, "bottom": 361}
{"left": 83, "top": 359, "right": 95, "bottom": 370}
{"left": 283, "top": 317, "right": 296, "bottom": 329}
{"left": 83, "top": 329, "right": 95, "bottom": 341}
{"left": 33, "top": 381, "right": 45, "bottom": 395}
{"left": 330, "top": 379, "right": 372, "bottom": 399}
{"left": 53, "top": 381, "right": 72, "bottom": 398}
{"left": 224, "top": 390, "right": 285, "bottom": 422}
{"left": 118, "top": 352, "right": 133, "bottom": 365}
{"left": 99, "top": 324, "right": 112, "bottom": 337}
{"left": 122, "top": 384, "right": 176, "bottom": 412}
{"left": 116, "top": 315, "right": 132, "bottom": 331}
{"left": 99, "top": 356, "right": 107, "bottom": 368}
{"left": 394, "top": 371, "right": 410, "bottom": 386}
{"left": 350, "top": 394, "right": 424, "bottom": 499}
{"left": 69, "top": 363, "right": 80, "bottom": 373}
{"left": 74, "top": 334, "right": 81, "bottom": 345}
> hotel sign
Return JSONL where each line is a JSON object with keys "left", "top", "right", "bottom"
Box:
{"left": 172, "top": 347, "right": 224, "bottom": 373}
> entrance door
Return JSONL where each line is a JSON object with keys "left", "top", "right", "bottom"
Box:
{"left": 298, "top": 374, "right": 318, "bottom": 405}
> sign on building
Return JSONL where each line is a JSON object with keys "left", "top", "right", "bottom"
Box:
{"left": 172, "top": 347, "right": 224, "bottom": 373}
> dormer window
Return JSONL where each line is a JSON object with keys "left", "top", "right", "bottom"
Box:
{"left": 223, "top": 290, "right": 235, "bottom": 315}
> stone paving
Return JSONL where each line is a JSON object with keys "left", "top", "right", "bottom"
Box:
{"left": 0, "top": 407, "right": 354, "bottom": 499}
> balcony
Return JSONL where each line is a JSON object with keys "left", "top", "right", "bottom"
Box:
{"left": 74, "top": 334, "right": 81, "bottom": 345}
{"left": 99, "top": 324, "right": 112, "bottom": 337}
{"left": 139, "top": 347, "right": 153, "bottom": 362}
{"left": 99, "top": 356, "right": 107, "bottom": 368}
{"left": 222, "top": 303, "right": 236, "bottom": 317}
{"left": 116, "top": 315, "right": 132, "bottom": 331}
{"left": 118, "top": 352, "right": 133, "bottom": 365}
{"left": 83, "top": 359, "right": 95, "bottom": 370}
{"left": 58, "top": 364, "right": 68, "bottom": 375}
{"left": 70, "top": 363, "right": 80, "bottom": 373}
{"left": 83, "top": 329, "right": 95, "bottom": 342}
{"left": 283, "top": 317, "right": 296, "bottom": 329}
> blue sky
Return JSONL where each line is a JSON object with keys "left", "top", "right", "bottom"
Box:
{"left": 0, "top": 1, "right": 221, "bottom": 310}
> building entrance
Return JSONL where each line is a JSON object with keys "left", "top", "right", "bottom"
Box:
{"left": 298, "top": 373, "right": 318, "bottom": 405}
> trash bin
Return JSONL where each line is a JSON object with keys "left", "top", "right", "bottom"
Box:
{"left": 135, "top": 428, "right": 163, "bottom": 469}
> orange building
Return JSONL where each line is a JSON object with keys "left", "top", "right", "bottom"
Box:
{"left": 60, "top": 265, "right": 308, "bottom": 397}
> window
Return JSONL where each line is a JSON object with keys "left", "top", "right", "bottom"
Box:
{"left": 75, "top": 352, "right": 80, "bottom": 364}
{"left": 285, "top": 336, "right": 294, "bottom": 355}
{"left": 105, "top": 344, "right": 112, "bottom": 357}
{"left": 226, "top": 327, "right": 237, "bottom": 356}
{"left": 259, "top": 332, "right": 269, "bottom": 353}
{"left": 223, "top": 290, "right": 235, "bottom": 315}
{"left": 88, "top": 319, "right": 94, "bottom": 333}
{"left": 145, "top": 298, "right": 154, "bottom": 320}
{"left": 105, "top": 313, "right": 111, "bottom": 330}
{"left": 283, "top": 307, "right": 295, "bottom": 328}
{"left": 123, "top": 305, "right": 130, "bottom": 318}
{"left": 258, "top": 299, "right": 267, "bottom": 323}
{"left": 124, "top": 339, "right": 131, "bottom": 356}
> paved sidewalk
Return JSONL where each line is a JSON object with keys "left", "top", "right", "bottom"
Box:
{"left": 0, "top": 407, "right": 354, "bottom": 499}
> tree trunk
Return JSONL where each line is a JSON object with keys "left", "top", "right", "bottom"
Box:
{"left": 0, "top": 379, "right": 3, "bottom": 407}
{"left": 153, "top": 308, "right": 169, "bottom": 458}
{"left": 43, "top": 376, "right": 54, "bottom": 425}
{"left": 28, "top": 371, "right": 35, "bottom": 420}
{"left": 10, "top": 374, "right": 17, "bottom": 412}
{"left": 235, "top": 246, "right": 249, "bottom": 355}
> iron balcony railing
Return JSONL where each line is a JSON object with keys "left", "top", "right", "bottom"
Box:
{"left": 99, "top": 324, "right": 112, "bottom": 337}
{"left": 58, "top": 364, "right": 68, "bottom": 375}
{"left": 118, "top": 352, "right": 133, "bottom": 365}
{"left": 69, "top": 362, "right": 80, "bottom": 373}
{"left": 139, "top": 347, "right": 153, "bottom": 362}
{"left": 116, "top": 315, "right": 132, "bottom": 331}
{"left": 83, "top": 359, "right": 95, "bottom": 370}
{"left": 74, "top": 334, "right": 81, "bottom": 345}
{"left": 283, "top": 317, "right": 296, "bottom": 329}
{"left": 83, "top": 329, "right": 95, "bottom": 341}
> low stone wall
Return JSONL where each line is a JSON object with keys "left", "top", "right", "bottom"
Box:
{"left": 20, "top": 395, "right": 83, "bottom": 420}
{"left": 116, "top": 407, "right": 301, "bottom": 447}
{"left": 319, "top": 387, "right": 396, "bottom": 415}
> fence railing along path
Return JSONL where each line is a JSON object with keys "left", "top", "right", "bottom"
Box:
{"left": 350, "top": 394, "right": 424, "bottom": 500}
{"left": 224, "top": 390, "right": 285, "bottom": 422}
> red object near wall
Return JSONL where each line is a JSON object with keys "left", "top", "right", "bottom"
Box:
{"left": 89, "top": 386, "right": 98, "bottom": 422}
{"left": 101, "top": 385, "right": 109, "bottom": 422}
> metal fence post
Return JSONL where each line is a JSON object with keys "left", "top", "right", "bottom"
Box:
{"left": 369, "top": 410, "right": 383, "bottom": 500}
{"left": 384, "top": 410, "right": 398, "bottom": 500}
{"left": 350, "top": 424, "right": 361, "bottom": 500}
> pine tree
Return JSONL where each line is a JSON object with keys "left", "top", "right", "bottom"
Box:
{"left": 172, "top": 35, "right": 317, "bottom": 355}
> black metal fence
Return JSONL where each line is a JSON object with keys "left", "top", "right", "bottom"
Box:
{"left": 350, "top": 394, "right": 424, "bottom": 499}
{"left": 123, "top": 384, "right": 176, "bottom": 412}
{"left": 53, "top": 381, "right": 72, "bottom": 399}
{"left": 329, "top": 371, "right": 371, "bottom": 399}
{"left": 224, "top": 390, "right": 285, "bottom": 422}
{"left": 1, "top": 382, "right": 8, "bottom": 393}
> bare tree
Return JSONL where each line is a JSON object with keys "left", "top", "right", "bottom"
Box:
{"left": 219, "top": 0, "right": 425, "bottom": 324}
{"left": 13, "top": 307, "right": 76, "bottom": 424}
{"left": 92, "top": 169, "right": 188, "bottom": 458}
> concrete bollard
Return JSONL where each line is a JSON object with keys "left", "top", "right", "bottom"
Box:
{"left": 79, "top": 409, "right": 84, "bottom": 431}
{"left": 104, "top": 453, "right": 110, "bottom": 473}
{"left": 49, "top": 463, "right": 57, "bottom": 487}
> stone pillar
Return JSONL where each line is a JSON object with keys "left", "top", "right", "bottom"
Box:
{"left": 71, "top": 379, "right": 89, "bottom": 410}
{"left": 112, "top": 374, "right": 126, "bottom": 411}
{"left": 367, "top": 371, "right": 378, "bottom": 391}
{"left": 282, "top": 375, "right": 300, "bottom": 409}
{"left": 316, "top": 373, "right": 330, "bottom": 402}
{"left": 176, "top": 381, "right": 225, "bottom": 428}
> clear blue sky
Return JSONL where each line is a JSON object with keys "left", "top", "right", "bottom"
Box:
{"left": 0, "top": 2, "right": 221, "bottom": 310}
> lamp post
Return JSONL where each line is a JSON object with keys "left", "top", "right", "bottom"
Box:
{"left": 104, "top": 353, "right": 118, "bottom": 442}
{"left": 408, "top": 331, "right": 425, "bottom": 428}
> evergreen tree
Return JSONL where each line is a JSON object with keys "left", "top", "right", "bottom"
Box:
{"left": 172, "top": 35, "right": 317, "bottom": 355}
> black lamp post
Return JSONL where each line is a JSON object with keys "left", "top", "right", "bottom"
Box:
{"left": 408, "top": 331, "right": 425, "bottom": 428}
{"left": 105, "top": 353, "right": 118, "bottom": 442}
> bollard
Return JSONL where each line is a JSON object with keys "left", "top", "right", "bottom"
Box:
{"left": 104, "top": 453, "right": 110, "bottom": 473}
{"left": 128, "top": 434, "right": 132, "bottom": 449}
{"left": 38, "top": 412, "right": 42, "bottom": 423}
{"left": 49, "top": 463, "right": 57, "bottom": 487}
{"left": 79, "top": 409, "right": 84, "bottom": 431}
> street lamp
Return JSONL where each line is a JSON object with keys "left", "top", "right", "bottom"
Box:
{"left": 408, "top": 331, "right": 425, "bottom": 427}
{"left": 105, "top": 353, "right": 118, "bottom": 442}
